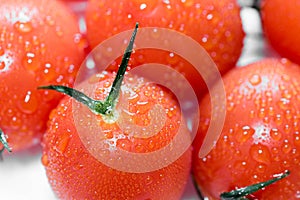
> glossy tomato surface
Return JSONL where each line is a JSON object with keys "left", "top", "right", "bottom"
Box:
{"left": 261, "top": 0, "right": 300, "bottom": 65}
{"left": 193, "top": 59, "right": 300, "bottom": 199}
{"left": 0, "top": 0, "right": 86, "bottom": 152}
{"left": 42, "top": 70, "right": 192, "bottom": 199}
{"left": 85, "top": 0, "right": 244, "bottom": 99}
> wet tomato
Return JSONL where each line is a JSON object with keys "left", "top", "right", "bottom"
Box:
{"left": 0, "top": 0, "right": 86, "bottom": 152}
{"left": 193, "top": 59, "right": 300, "bottom": 199}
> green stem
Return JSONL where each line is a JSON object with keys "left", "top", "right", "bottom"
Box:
{"left": 0, "top": 128, "right": 12, "bottom": 158}
{"left": 220, "top": 170, "right": 290, "bottom": 200}
{"left": 38, "top": 23, "right": 139, "bottom": 116}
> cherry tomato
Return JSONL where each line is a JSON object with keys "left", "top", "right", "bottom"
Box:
{"left": 261, "top": 0, "right": 300, "bottom": 65}
{"left": 85, "top": 0, "right": 244, "bottom": 99}
{"left": 0, "top": 0, "right": 86, "bottom": 152}
{"left": 193, "top": 59, "right": 300, "bottom": 199}
{"left": 41, "top": 71, "right": 192, "bottom": 199}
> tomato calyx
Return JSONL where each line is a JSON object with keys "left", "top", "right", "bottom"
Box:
{"left": 38, "top": 23, "right": 138, "bottom": 118}
{"left": 220, "top": 170, "right": 290, "bottom": 200}
{"left": 0, "top": 128, "right": 12, "bottom": 160}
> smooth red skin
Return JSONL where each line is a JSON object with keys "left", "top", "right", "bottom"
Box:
{"left": 0, "top": 0, "right": 86, "bottom": 152}
{"left": 85, "top": 0, "right": 244, "bottom": 99}
{"left": 193, "top": 59, "right": 300, "bottom": 199}
{"left": 261, "top": 0, "right": 300, "bottom": 65}
{"left": 42, "top": 72, "right": 192, "bottom": 200}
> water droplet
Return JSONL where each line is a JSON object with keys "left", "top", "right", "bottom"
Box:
{"left": 233, "top": 160, "right": 247, "bottom": 171}
{"left": 294, "top": 132, "right": 300, "bottom": 146}
{"left": 145, "top": 176, "right": 153, "bottom": 185}
{"left": 250, "top": 144, "right": 271, "bottom": 164}
{"left": 235, "top": 125, "right": 255, "bottom": 143}
{"left": 275, "top": 114, "right": 282, "bottom": 125}
{"left": 14, "top": 21, "right": 33, "bottom": 33}
{"left": 249, "top": 74, "right": 261, "bottom": 86}
{"left": 23, "top": 52, "right": 40, "bottom": 71}
{"left": 282, "top": 140, "right": 292, "bottom": 154}
{"left": 56, "top": 135, "right": 70, "bottom": 154}
{"left": 41, "top": 154, "right": 49, "bottom": 166}
{"left": 201, "top": 36, "right": 208, "bottom": 43}
{"left": 270, "top": 128, "right": 282, "bottom": 141}
{"left": 17, "top": 90, "right": 38, "bottom": 114}
{"left": 258, "top": 108, "right": 266, "bottom": 118}
{"left": 278, "top": 98, "right": 290, "bottom": 110}
{"left": 140, "top": 3, "right": 147, "bottom": 10}
{"left": 257, "top": 163, "right": 267, "bottom": 173}
{"left": 206, "top": 13, "right": 213, "bottom": 20}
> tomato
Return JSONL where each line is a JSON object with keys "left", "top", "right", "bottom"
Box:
{"left": 0, "top": 0, "right": 86, "bottom": 152}
{"left": 41, "top": 26, "right": 192, "bottom": 199}
{"left": 261, "top": 0, "right": 300, "bottom": 65}
{"left": 42, "top": 70, "right": 191, "bottom": 199}
{"left": 85, "top": 0, "right": 244, "bottom": 99}
{"left": 192, "top": 59, "right": 300, "bottom": 199}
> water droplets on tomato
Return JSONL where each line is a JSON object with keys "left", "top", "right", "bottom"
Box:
{"left": 235, "top": 125, "right": 255, "bottom": 143}
{"left": 270, "top": 128, "right": 282, "bottom": 141}
{"left": 41, "top": 154, "right": 49, "bottom": 167}
{"left": 249, "top": 74, "right": 262, "bottom": 86}
{"left": 282, "top": 140, "right": 292, "bottom": 154}
{"left": 14, "top": 21, "right": 33, "bottom": 33}
{"left": 17, "top": 90, "right": 38, "bottom": 114}
{"left": 250, "top": 144, "right": 271, "bottom": 164}
{"left": 23, "top": 52, "right": 40, "bottom": 71}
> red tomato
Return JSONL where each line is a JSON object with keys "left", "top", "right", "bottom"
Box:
{"left": 0, "top": 0, "right": 86, "bottom": 152}
{"left": 193, "top": 59, "right": 300, "bottom": 199}
{"left": 41, "top": 69, "right": 192, "bottom": 199}
{"left": 261, "top": 0, "right": 300, "bottom": 65}
{"left": 85, "top": 0, "right": 244, "bottom": 99}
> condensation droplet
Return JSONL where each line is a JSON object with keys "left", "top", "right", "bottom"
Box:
{"left": 270, "top": 128, "right": 282, "bottom": 141}
{"left": 235, "top": 125, "right": 255, "bottom": 143}
{"left": 17, "top": 90, "right": 38, "bottom": 114}
{"left": 250, "top": 144, "right": 271, "bottom": 164}
{"left": 140, "top": 3, "right": 147, "bottom": 10}
{"left": 14, "top": 21, "right": 33, "bottom": 33}
{"left": 282, "top": 140, "right": 292, "bottom": 154}
{"left": 56, "top": 135, "right": 70, "bottom": 154}
{"left": 23, "top": 52, "right": 40, "bottom": 71}
{"left": 249, "top": 74, "right": 262, "bottom": 86}
{"left": 294, "top": 132, "right": 300, "bottom": 146}
{"left": 41, "top": 154, "right": 49, "bottom": 166}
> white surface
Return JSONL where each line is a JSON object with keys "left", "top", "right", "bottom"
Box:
{"left": 0, "top": 6, "right": 264, "bottom": 200}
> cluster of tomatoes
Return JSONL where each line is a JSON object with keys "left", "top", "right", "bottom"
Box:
{"left": 1, "top": 0, "right": 300, "bottom": 199}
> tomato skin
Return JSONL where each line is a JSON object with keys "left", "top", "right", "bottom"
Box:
{"left": 42, "top": 72, "right": 192, "bottom": 199}
{"left": 0, "top": 0, "right": 86, "bottom": 152}
{"left": 261, "top": 0, "right": 300, "bottom": 65}
{"left": 192, "top": 59, "right": 300, "bottom": 199}
{"left": 85, "top": 0, "right": 244, "bottom": 99}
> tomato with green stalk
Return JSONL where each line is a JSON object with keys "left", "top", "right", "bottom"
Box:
{"left": 193, "top": 59, "right": 300, "bottom": 199}
{"left": 39, "top": 24, "right": 192, "bottom": 200}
